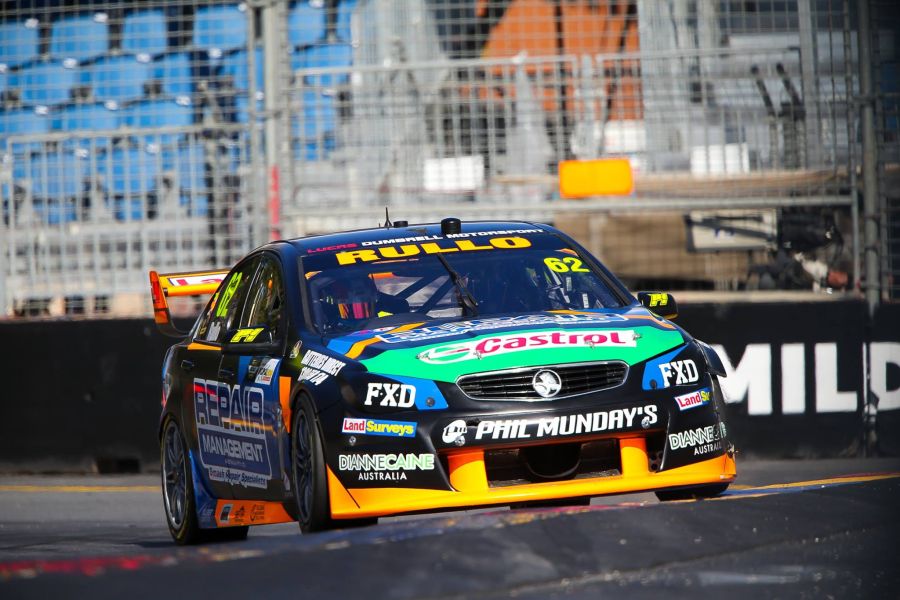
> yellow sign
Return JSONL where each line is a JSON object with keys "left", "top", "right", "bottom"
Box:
{"left": 647, "top": 293, "right": 668, "bottom": 307}
{"left": 544, "top": 256, "right": 589, "bottom": 273}
{"left": 335, "top": 236, "right": 532, "bottom": 265}
{"left": 230, "top": 327, "right": 264, "bottom": 343}
{"left": 559, "top": 158, "right": 634, "bottom": 198}
{"left": 216, "top": 272, "right": 243, "bottom": 318}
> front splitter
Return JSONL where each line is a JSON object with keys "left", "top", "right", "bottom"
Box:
{"left": 328, "top": 437, "right": 737, "bottom": 519}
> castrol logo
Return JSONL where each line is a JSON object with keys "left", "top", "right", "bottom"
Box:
{"left": 417, "top": 330, "right": 637, "bottom": 364}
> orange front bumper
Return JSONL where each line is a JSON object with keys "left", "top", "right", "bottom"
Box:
{"left": 328, "top": 436, "right": 737, "bottom": 519}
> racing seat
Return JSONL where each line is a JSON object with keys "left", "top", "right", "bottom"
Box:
{"left": 472, "top": 265, "right": 549, "bottom": 314}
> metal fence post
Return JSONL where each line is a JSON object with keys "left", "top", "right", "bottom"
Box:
{"left": 0, "top": 224, "right": 7, "bottom": 317}
{"left": 245, "top": 2, "right": 265, "bottom": 250}
{"left": 843, "top": 0, "right": 860, "bottom": 292}
{"left": 857, "top": 0, "right": 881, "bottom": 315}
{"left": 261, "top": 0, "right": 289, "bottom": 242}
{"left": 797, "top": 0, "right": 822, "bottom": 167}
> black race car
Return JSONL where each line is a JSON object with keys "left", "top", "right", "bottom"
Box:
{"left": 150, "top": 218, "right": 735, "bottom": 544}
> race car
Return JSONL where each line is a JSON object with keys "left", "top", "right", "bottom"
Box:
{"left": 150, "top": 218, "right": 736, "bottom": 544}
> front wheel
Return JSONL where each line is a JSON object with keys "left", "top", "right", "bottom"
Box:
{"left": 290, "top": 397, "right": 377, "bottom": 533}
{"left": 291, "top": 396, "right": 334, "bottom": 533}
{"left": 655, "top": 482, "right": 730, "bottom": 502}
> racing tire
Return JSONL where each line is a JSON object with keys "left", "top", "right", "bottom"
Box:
{"left": 162, "top": 419, "right": 250, "bottom": 544}
{"left": 655, "top": 483, "right": 730, "bottom": 502}
{"left": 161, "top": 418, "right": 204, "bottom": 545}
{"left": 291, "top": 395, "right": 335, "bottom": 533}
{"left": 290, "top": 396, "right": 377, "bottom": 533}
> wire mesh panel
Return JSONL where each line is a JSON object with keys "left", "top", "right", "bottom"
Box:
{"left": 869, "top": 0, "right": 900, "bottom": 301}
{"left": 288, "top": 55, "right": 581, "bottom": 209}
{"left": 0, "top": 0, "right": 883, "bottom": 314}
{"left": 283, "top": 45, "right": 854, "bottom": 284}
{"left": 276, "top": 0, "right": 859, "bottom": 294}
{"left": 0, "top": 1, "right": 278, "bottom": 316}
{"left": 2, "top": 123, "right": 258, "bottom": 313}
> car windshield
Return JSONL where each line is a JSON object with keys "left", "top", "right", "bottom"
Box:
{"left": 301, "top": 231, "right": 625, "bottom": 335}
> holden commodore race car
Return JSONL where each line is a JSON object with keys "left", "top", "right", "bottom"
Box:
{"left": 150, "top": 218, "right": 736, "bottom": 544}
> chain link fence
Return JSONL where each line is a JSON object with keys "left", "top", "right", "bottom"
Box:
{"left": 281, "top": 1, "right": 861, "bottom": 293}
{"left": 0, "top": 0, "right": 893, "bottom": 316}
{"left": 869, "top": 0, "right": 900, "bottom": 301}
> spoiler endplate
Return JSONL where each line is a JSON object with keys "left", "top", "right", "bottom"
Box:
{"left": 149, "top": 269, "right": 228, "bottom": 337}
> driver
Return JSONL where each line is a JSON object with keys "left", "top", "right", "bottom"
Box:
{"left": 315, "top": 273, "right": 378, "bottom": 330}
{"left": 311, "top": 271, "right": 409, "bottom": 331}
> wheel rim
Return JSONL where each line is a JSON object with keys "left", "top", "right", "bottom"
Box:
{"left": 162, "top": 422, "right": 188, "bottom": 530}
{"left": 294, "top": 412, "right": 314, "bottom": 524}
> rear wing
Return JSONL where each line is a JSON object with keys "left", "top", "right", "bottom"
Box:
{"left": 149, "top": 269, "right": 229, "bottom": 337}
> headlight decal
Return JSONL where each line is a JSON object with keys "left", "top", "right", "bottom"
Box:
{"left": 364, "top": 374, "right": 449, "bottom": 410}
{"left": 642, "top": 343, "right": 693, "bottom": 390}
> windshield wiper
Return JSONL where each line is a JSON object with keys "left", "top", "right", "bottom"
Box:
{"left": 433, "top": 254, "right": 479, "bottom": 316}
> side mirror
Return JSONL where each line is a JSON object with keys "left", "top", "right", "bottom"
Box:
{"left": 222, "top": 326, "right": 281, "bottom": 355}
{"left": 637, "top": 292, "right": 678, "bottom": 320}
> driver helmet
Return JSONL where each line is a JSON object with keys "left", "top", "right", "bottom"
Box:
{"left": 314, "top": 272, "right": 378, "bottom": 328}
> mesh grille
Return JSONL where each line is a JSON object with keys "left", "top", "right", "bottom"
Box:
{"left": 485, "top": 440, "right": 622, "bottom": 488}
{"left": 457, "top": 361, "right": 628, "bottom": 400}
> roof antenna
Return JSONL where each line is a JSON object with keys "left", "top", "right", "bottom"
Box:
{"left": 383, "top": 206, "right": 392, "bottom": 228}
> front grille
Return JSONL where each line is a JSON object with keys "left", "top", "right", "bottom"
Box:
{"left": 457, "top": 361, "right": 628, "bottom": 400}
{"left": 485, "top": 440, "right": 621, "bottom": 488}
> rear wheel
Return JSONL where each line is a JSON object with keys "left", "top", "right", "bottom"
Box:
{"left": 655, "top": 483, "right": 729, "bottom": 502}
{"left": 161, "top": 418, "right": 202, "bottom": 545}
{"left": 161, "top": 418, "right": 249, "bottom": 544}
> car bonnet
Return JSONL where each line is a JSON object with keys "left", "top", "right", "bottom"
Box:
{"left": 324, "top": 307, "right": 685, "bottom": 383}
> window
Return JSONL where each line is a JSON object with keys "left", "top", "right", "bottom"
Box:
{"left": 301, "top": 232, "right": 625, "bottom": 335}
{"left": 240, "top": 255, "right": 286, "bottom": 340}
{"left": 195, "top": 256, "right": 261, "bottom": 343}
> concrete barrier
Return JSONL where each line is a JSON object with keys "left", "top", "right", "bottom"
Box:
{"left": 0, "top": 319, "right": 172, "bottom": 472}
{"left": 677, "top": 300, "right": 868, "bottom": 458}
{"left": 871, "top": 305, "right": 900, "bottom": 456}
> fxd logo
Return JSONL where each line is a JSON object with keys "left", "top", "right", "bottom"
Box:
{"left": 659, "top": 359, "right": 699, "bottom": 387}
{"left": 365, "top": 382, "right": 416, "bottom": 407}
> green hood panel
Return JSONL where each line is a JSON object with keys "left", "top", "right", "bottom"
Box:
{"left": 360, "top": 325, "right": 684, "bottom": 382}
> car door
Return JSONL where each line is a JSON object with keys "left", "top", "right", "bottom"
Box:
{"left": 184, "top": 255, "right": 262, "bottom": 500}
{"left": 217, "top": 253, "right": 288, "bottom": 501}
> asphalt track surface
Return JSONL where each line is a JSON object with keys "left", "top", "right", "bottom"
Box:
{"left": 1, "top": 458, "right": 898, "bottom": 599}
